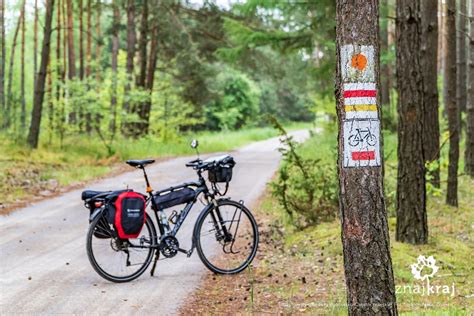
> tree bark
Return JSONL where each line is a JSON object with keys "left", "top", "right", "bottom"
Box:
{"left": 95, "top": 0, "right": 101, "bottom": 81}
{"left": 380, "top": 0, "right": 391, "bottom": 107}
{"left": 140, "top": 23, "right": 159, "bottom": 135}
{"left": 421, "top": 0, "right": 440, "bottom": 187}
{"left": 121, "top": 0, "right": 136, "bottom": 136}
{"left": 335, "top": 1, "right": 398, "bottom": 314}
{"left": 34, "top": 0, "right": 39, "bottom": 88}
{"left": 110, "top": 0, "right": 119, "bottom": 135}
{"left": 56, "top": 0, "right": 63, "bottom": 102}
{"left": 27, "top": 0, "right": 55, "bottom": 148}
{"left": 5, "top": 4, "right": 24, "bottom": 128}
{"left": 457, "top": 0, "right": 468, "bottom": 113}
{"left": 20, "top": 0, "right": 26, "bottom": 129}
{"left": 0, "top": 0, "right": 4, "bottom": 115}
{"left": 445, "top": 0, "right": 459, "bottom": 206}
{"left": 137, "top": 0, "right": 148, "bottom": 88}
{"left": 78, "top": 0, "right": 84, "bottom": 80}
{"left": 464, "top": 0, "right": 474, "bottom": 176}
{"left": 66, "top": 0, "right": 76, "bottom": 80}
{"left": 396, "top": 0, "right": 427, "bottom": 244}
{"left": 85, "top": 0, "right": 92, "bottom": 78}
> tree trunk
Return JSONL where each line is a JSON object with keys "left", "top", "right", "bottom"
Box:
{"left": 34, "top": 0, "right": 39, "bottom": 88}
{"left": 95, "top": 0, "right": 101, "bottom": 81}
{"left": 335, "top": 1, "right": 398, "bottom": 314}
{"left": 457, "top": 0, "right": 468, "bottom": 113}
{"left": 438, "top": 1, "right": 445, "bottom": 73}
{"left": 110, "top": 0, "right": 119, "bottom": 135}
{"left": 27, "top": 0, "right": 55, "bottom": 148}
{"left": 464, "top": 1, "right": 474, "bottom": 176}
{"left": 56, "top": 0, "right": 63, "bottom": 102}
{"left": 78, "top": 0, "right": 84, "bottom": 80}
{"left": 445, "top": 0, "right": 459, "bottom": 206}
{"left": 85, "top": 0, "right": 91, "bottom": 78}
{"left": 380, "top": 0, "right": 391, "bottom": 107}
{"left": 396, "top": 0, "right": 427, "bottom": 244}
{"left": 66, "top": 0, "right": 76, "bottom": 80}
{"left": 5, "top": 4, "right": 24, "bottom": 128}
{"left": 121, "top": 0, "right": 136, "bottom": 136}
{"left": 421, "top": 0, "right": 440, "bottom": 188}
{"left": 140, "top": 24, "right": 159, "bottom": 135}
{"left": 20, "top": 0, "right": 26, "bottom": 129}
{"left": 0, "top": 0, "right": 4, "bottom": 115}
{"left": 137, "top": 0, "right": 148, "bottom": 88}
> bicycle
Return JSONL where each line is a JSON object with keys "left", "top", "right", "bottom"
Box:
{"left": 81, "top": 140, "right": 259, "bottom": 283}
{"left": 348, "top": 128, "right": 377, "bottom": 147}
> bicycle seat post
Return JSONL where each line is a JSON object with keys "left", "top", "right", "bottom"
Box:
{"left": 141, "top": 166, "right": 153, "bottom": 194}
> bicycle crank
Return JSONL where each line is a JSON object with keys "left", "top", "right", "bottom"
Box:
{"left": 159, "top": 236, "right": 180, "bottom": 258}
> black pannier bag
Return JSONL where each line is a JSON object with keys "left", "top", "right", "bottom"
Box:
{"left": 208, "top": 156, "right": 236, "bottom": 183}
{"left": 113, "top": 191, "right": 146, "bottom": 239}
{"left": 154, "top": 187, "right": 196, "bottom": 210}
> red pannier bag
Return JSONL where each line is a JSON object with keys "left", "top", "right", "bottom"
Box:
{"left": 115, "top": 191, "right": 146, "bottom": 239}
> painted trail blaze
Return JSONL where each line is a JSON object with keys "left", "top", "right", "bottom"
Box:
{"left": 343, "top": 82, "right": 378, "bottom": 119}
{"left": 340, "top": 44, "right": 381, "bottom": 169}
{"left": 352, "top": 151, "right": 375, "bottom": 160}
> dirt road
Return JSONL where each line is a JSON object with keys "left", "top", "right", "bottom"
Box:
{"left": 0, "top": 130, "right": 309, "bottom": 315}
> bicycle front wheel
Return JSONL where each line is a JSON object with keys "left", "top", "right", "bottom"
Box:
{"left": 86, "top": 212, "right": 156, "bottom": 283}
{"left": 195, "top": 199, "right": 259, "bottom": 274}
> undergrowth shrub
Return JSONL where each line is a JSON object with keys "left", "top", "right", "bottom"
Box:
{"left": 269, "top": 117, "right": 338, "bottom": 228}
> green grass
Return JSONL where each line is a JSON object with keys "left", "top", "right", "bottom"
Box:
{"left": 258, "top": 127, "right": 473, "bottom": 314}
{"left": 0, "top": 122, "right": 312, "bottom": 207}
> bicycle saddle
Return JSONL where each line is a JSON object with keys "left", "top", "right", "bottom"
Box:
{"left": 81, "top": 190, "right": 112, "bottom": 200}
{"left": 126, "top": 159, "right": 155, "bottom": 168}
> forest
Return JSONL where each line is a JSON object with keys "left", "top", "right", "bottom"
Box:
{"left": 0, "top": 0, "right": 473, "bottom": 314}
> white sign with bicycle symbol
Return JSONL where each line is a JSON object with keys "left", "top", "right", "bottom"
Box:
{"left": 343, "top": 120, "right": 381, "bottom": 167}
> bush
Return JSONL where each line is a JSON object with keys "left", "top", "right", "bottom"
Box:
{"left": 269, "top": 118, "right": 338, "bottom": 228}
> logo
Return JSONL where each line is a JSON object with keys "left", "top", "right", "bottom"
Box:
{"left": 396, "top": 255, "right": 455, "bottom": 297}
{"left": 411, "top": 255, "right": 439, "bottom": 281}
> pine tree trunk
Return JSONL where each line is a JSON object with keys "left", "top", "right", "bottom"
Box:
{"left": 121, "top": 0, "right": 136, "bottom": 136}
{"left": 137, "top": 0, "right": 148, "bottom": 88}
{"left": 380, "top": 0, "right": 391, "bottom": 107}
{"left": 56, "top": 0, "right": 63, "bottom": 102}
{"left": 457, "top": 0, "right": 468, "bottom": 113}
{"left": 27, "top": 0, "right": 55, "bottom": 148}
{"left": 5, "top": 4, "right": 24, "bottom": 128}
{"left": 396, "top": 0, "right": 428, "bottom": 244}
{"left": 95, "top": 0, "right": 101, "bottom": 81}
{"left": 110, "top": 0, "right": 119, "bottom": 135}
{"left": 421, "top": 0, "right": 440, "bottom": 187}
{"left": 0, "top": 0, "right": 4, "bottom": 115}
{"left": 66, "top": 0, "right": 76, "bottom": 80}
{"left": 335, "top": 1, "right": 398, "bottom": 314}
{"left": 465, "top": 1, "right": 474, "bottom": 176}
{"left": 78, "top": 0, "right": 84, "bottom": 80}
{"left": 34, "top": 0, "right": 38, "bottom": 88}
{"left": 20, "top": 0, "right": 26, "bottom": 130}
{"left": 85, "top": 0, "right": 91, "bottom": 78}
{"left": 141, "top": 24, "right": 159, "bottom": 135}
{"left": 132, "top": 0, "right": 149, "bottom": 137}
{"left": 445, "top": 0, "right": 459, "bottom": 206}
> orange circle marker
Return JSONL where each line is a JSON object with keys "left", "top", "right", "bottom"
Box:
{"left": 351, "top": 53, "right": 367, "bottom": 71}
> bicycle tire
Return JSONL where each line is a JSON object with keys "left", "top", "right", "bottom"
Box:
{"left": 86, "top": 212, "right": 156, "bottom": 283}
{"left": 194, "top": 199, "right": 259, "bottom": 275}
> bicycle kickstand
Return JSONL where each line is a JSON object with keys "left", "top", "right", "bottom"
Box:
{"left": 150, "top": 251, "right": 160, "bottom": 277}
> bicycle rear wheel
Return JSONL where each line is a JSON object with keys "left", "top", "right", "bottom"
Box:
{"left": 86, "top": 212, "right": 156, "bottom": 283}
{"left": 194, "top": 200, "right": 259, "bottom": 274}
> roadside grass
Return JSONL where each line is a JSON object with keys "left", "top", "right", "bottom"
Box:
{"left": 183, "top": 127, "right": 473, "bottom": 315}
{"left": 0, "top": 122, "right": 311, "bottom": 210}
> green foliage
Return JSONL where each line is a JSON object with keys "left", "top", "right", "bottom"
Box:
{"left": 205, "top": 66, "right": 260, "bottom": 130}
{"left": 270, "top": 118, "right": 338, "bottom": 228}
